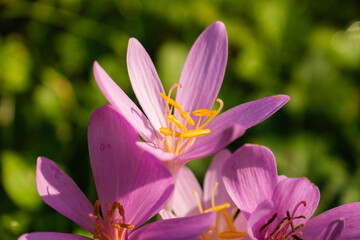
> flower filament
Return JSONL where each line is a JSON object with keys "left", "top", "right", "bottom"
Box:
{"left": 192, "top": 182, "right": 248, "bottom": 239}
{"left": 259, "top": 201, "right": 307, "bottom": 240}
{"left": 159, "top": 84, "right": 223, "bottom": 155}
{"left": 92, "top": 200, "right": 134, "bottom": 240}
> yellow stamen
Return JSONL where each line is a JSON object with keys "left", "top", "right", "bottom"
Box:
{"left": 223, "top": 210, "right": 236, "bottom": 232}
{"left": 160, "top": 93, "right": 182, "bottom": 110}
{"left": 179, "top": 109, "right": 195, "bottom": 125}
{"left": 204, "top": 203, "right": 230, "bottom": 213}
{"left": 159, "top": 83, "right": 224, "bottom": 155}
{"left": 192, "top": 109, "right": 217, "bottom": 116}
{"left": 211, "top": 182, "right": 220, "bottom": 208}
{"left": 160, "top": 127, "right": 181, "bottom": 137}
{"left": 192, "top": 190, "right": 204, "bottom": 213}
{"left": 181, "top": 129, "right": 211, "bottom": 138}
{"left": 162, "top": 83, "right": 182, "bottom": 131}
{"left": 200, "top": 98, "right": 224, "bottom": 128}
{"left": 217, "top": 231, "right": 248, "bottom": 239}
{"left": 168, "top": 115, "right": 187, "bottom": 131}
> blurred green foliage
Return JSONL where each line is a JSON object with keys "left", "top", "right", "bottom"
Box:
{"left": 1, "top": 0, "right": 360, "bottom": 239}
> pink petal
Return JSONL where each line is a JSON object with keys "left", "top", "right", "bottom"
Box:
{"left": 88, "top": 105, "right": 143, "bottom": 217}
{"left": 172, "top": 166, "right": 203, "bottom": 217}
{"left": 234, "top": 212, "right": 248, "bottom": 233}
{"left": 159, "top": 209, "right": 176, "bottom": 219}
{"left": 136, "top": 141, "right": 176, "bottom": 162}
{"left": 93, "top": 61, "right": 161, "bottom": 144}
{"left": 123, "top": 152, "right": 174, "bottom": 228}
{"left": 180, "top": 95, "right": 290, "bottom": 161}
{"left": 222, "top": 144, "right": 278, "bottom": 219}
{"left": 203, "top": 149, "right": 235, "bottom": 213}
{"left": 175, "top": 21, "right": 228, "bottom": 117}
{"left": 270, "top": 177, "right": 320, "bottom": 234}
{"left": 302, "top": 202, "right": 360, "bottom": 240}
{"left": 127, "top": 38, "right": 166, "bottom": 130}
{"left": 88, "top": 106, "right": 174, "bottom": 228}
{"left": 129, "top": 212, "right": 215, "bottom": 240}
{"left": 36, "top": 157, "right": 95, "bottom": 234}
{"left": 247, "top": 200, "right": 274, "bottom": 239}
{"left": 18, "top": 233, "right": 91, "bottom": 240}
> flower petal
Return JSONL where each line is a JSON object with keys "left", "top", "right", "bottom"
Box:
{"left": 129, "top": 212, "right": 215, "bottom": 240}
{"left": 93, "top": 61, "right": 161, "bottom": 144}
{"left": 234, "top": 212, "right": 248, "bottom": 233}
{"left": 302, "top": 202, "right": 360, "bottom": 240}
{"left": 136, "top": 141, "right": 176, "bottom": 162}
{"left": 127, "top": 38, "right": 166, "bottom": 130}
{"left": 123, "top": 151, "right": 174, "bottom": 228}
{"left": 180, "top": 95, "right": 290, "bottom": 161}
{"left": 203, "top": 149, "right": 235, "bottom": 212}
{"left": 172, "top": 166, "right": 203, "bottom": 217}
{"left": 175, "top": 21, "right": 228, "bottom": 115}
{"left": 159, "top": 209, "right": 176, "bottom": 219}
{"left": 88, "top": 105, "right": 142, "bottom": 217}
{"left": 36, "top": 157, "right": 95, "bottom": 233}
{"left": 18, "top": 232, "right": 91, "bottom": 240}
{"left": 222, "top": 144, "right": 278, "bottom": 219}
{"left": 270, "top": 177, "right": 320, "bottom": 234}
{"left": 247, "top": 200, "right": 274, "bottom": 239}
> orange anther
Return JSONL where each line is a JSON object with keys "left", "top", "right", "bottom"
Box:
{"left": 168, "top": 115, "right": 187, "bottom": 131}
{"left": 160, "top": 127, "right": 181, "bottom": 137}
{"left": 179, "top": 110, "right": 195, "bottom": 125}
{"left": 160, "top": 93, "right": 182, "bottom": 110}
{"left": 181, "top": 129, "right": 211, "bottom": 138}
{"left": 192, "top": 109, "right": 217, "bottom": 116}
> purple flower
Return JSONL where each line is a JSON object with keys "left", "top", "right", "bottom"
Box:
{"left": 18, "top": 105, "right": 215, "bottom": 240}
{"left": 93, "top": 21, "right": 289, "bottom": 177}
{"left": 222, "top": 144, "right": 360, "bottom": 240}
{"left": 160, "top": 150, "right": 249, "bottom": 239}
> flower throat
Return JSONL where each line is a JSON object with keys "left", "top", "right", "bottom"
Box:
{"left": 159, "top": 83, "right": 223, "bottom": 155}
{"left": 193, "top": 182, "right": 248, "bottom": 239}
{"left": 259, "top": 201, "right": 307, "bottom": 240}
{"left": 93, "top": 200, "right": 134, "bottom": 240}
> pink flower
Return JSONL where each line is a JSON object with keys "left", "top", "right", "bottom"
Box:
{"left": 93, "top": 21, "right": 289, "bottom": 177}
{"left": 18, "top": 105, "right": 215, "bottom": 240}
{"left": 222, "top": 144, "right": 360, "bottom": 240}
{"left": 160, "top": 150, "right": 249, "bottom": 239}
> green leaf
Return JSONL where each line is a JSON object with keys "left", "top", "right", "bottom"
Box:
{"left": 1, "top": 151, "right": 41, "bottom": 210}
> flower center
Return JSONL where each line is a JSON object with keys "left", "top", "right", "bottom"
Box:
{"left": 159, "top": 83, "right": 223, "bottom": 155}
{"left": 92, "top": 200, "right": 134, "bottom": 240}
{"left": 192, "top": 182, "right": 248, "bottom": 239}
{"left": 259, "top": 201, "right": 307, "bottom": 240}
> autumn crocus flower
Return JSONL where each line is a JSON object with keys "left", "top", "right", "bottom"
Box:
{"left": 222, "top": 144, "right": 360, "bottom": 240}
{"left": 19, "top": 105, "right": 215, "bottom": 240}
{"left": 93, "top": 21, "right": 289, "bottom": 177}
{"left": 160, "top": 150, "right": 249, "bottom": 239}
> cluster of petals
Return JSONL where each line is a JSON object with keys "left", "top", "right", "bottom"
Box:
{"left": 18, "top": 20, "right": 360, "bottom": 240}
{"left": 162, "top": 144, "right": 360, "bottom": 240}
{"left": 222, "top": 144, "right": 360, "bottom": 240}
{"left": 18, "top": 105, "right": 215, "bottom": 240}
{"left": 160, "top": 149, "right": 248, "bottom": 239}
{"left": 93, "top": 21, "right": 290, "bottom": 177}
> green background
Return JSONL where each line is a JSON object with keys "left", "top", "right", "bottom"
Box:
{"left": 1, "top": 0, "right": 360, "bottom": 239}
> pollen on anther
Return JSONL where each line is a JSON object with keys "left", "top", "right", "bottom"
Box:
{"left": 181, "top": 129, "right": 211, "bottom": 138}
